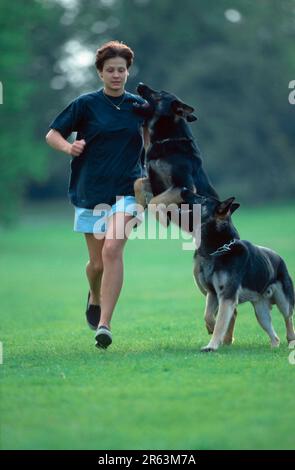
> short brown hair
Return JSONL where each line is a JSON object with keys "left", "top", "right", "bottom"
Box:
{"left": 95, "top": 40, "right": 134, "bottom": 71}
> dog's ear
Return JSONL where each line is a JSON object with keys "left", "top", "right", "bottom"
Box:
{"left": 171, "top": 100, "right": 198, "bottom": 121}
{"left": 186, "top": 114, "right": 198, "bottom": 122}
{"left": 230, "top": 202, "right": 240, "bottom": 214}
{"left": 216, "top": 197, "right": 236, "bottom": 217}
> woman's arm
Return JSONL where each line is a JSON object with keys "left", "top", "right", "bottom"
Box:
{"left": 45, "top": 129, "right": 85, "bottom": 157}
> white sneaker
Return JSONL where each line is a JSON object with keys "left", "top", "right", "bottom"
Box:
{"left": 95, "top": 326, "right": 112, "bottom": 349}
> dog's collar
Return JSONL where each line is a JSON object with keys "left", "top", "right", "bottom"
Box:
{"left": 210, "top": 239, "right": 238, "bottom": 257}
{"left": 154, "top": 137, "right": 193, "bottom": 145}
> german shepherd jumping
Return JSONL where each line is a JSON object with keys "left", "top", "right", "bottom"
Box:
{"left": 133, "top": 83, "right": 218, "bottom": 222}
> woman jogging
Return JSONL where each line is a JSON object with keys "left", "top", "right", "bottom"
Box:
{"left": 46, "top": 41, "right": 148, "bottom": 349}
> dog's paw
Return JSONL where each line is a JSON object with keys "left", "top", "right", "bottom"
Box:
{"left": 271, "top": 337, "right": 280, "bottom": 348}
{"left": 201, "top": 346, "right": 217, "bottom": 353}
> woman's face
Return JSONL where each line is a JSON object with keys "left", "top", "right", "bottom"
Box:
{"left": 98, "top": 57, "right": 129, "bottom": 93}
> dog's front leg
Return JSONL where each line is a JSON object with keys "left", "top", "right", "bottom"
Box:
{"left": 204, "top": 292, "right": 218, "bottom": 334}
{"left": 201, "top": 297, "right": 237, "bottom": 352}
{"left": 134, "top": 177, "right": 153, "bottom": 208}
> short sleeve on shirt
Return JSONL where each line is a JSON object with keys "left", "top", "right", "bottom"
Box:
{"left": 48, "top": 96, "right": 85, "bottom": 139}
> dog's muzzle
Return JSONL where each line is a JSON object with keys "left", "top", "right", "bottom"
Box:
{"left": 132, "top": 101, "right": 154, "bottom": 119}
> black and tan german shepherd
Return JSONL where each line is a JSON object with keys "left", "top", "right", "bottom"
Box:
{"left": 188, "top": 192, "right": 295, "bottom": 352}
{"left": 133, "top": 83, "right": 218, "bottom": 227}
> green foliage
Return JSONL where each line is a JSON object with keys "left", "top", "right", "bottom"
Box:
{"left": 1, "top": 0, "right": 295, "bottom": 224}
{"left": 0, "top": 2, "right": 52, "bottom": 221}
{"left": 0, "top": 0, "right": 75, "bottom": 222}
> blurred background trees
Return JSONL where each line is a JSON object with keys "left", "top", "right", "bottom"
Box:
{"left": 1, "top": 0, "right": 294, "bottom": 224}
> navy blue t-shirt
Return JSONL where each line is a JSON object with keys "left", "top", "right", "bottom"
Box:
{"left": 49, "top": 88, "right": 146, "bottom": 208}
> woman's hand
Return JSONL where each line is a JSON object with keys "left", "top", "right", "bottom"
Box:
{"left": 69, "top": 139, "right": 86, "bottom": 157}
{"left": 46, "top": 130, "right": 86, "bottom": 157}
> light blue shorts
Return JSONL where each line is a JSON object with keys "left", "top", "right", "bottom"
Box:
{"left": 74, "top": 195, "right": 142, "bottom": 234}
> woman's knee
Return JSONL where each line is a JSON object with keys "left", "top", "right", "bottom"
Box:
{"left": 87, "top": 259, "right": 103, "bottom": 274}
{"left": 102, "top": 241, "right": 124, "bottom": 263}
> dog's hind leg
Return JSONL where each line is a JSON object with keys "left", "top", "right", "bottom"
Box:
{"left": 253, "top": 300, "right": 280, "bottom": 347}
{"left": 273, "top": 282, "right": 295, "bottom": 343}
{"left": 285, "top": 317, "right": 295, "bottom": 344}
{"left": 204, "top": 292, "right": 218, "bottom": 334}
{"left": 149, "top": 186, "right": 184, "bottom": 206}
{"left": 223, "top": 308, "right": 238, "bottom": 345}
{"left": 149, "top": 187, "right": 184, "bottom": 227}
{"left": 134, "top": 177, "right": 153, "bottom": 208}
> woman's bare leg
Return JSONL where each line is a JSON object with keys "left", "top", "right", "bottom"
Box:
{"left": 84, "top": 234, "right": 105, "bottom": 305}
{"left": 99, "top": 212, "right": 134, "bottom": 329}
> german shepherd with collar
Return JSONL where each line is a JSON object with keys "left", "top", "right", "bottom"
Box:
{"left": 133, "top": 83, "right": 218, "bottom": 226}
{"left": 187, "top": 191, "right": 295, "bottom": 352}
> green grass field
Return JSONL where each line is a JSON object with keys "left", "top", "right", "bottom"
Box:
{"left": 1, "top": 202, "right": 295, "bottom": 450}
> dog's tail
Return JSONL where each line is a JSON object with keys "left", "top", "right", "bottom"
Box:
{"left": 277, "top": 258, "right": 295, "bottom": 315}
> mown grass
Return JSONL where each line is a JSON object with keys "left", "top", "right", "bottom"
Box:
{"left": 0, "top": 202, "right": 294, "bottom": 449}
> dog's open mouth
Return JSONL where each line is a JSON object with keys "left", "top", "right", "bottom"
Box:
{"left": 136, "top": 82, "right": 153, "bottom": 98}
{"left": 132, "top": 101, "right": 154, "bottom": 119}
